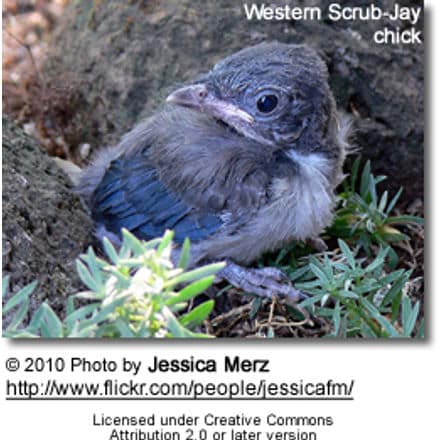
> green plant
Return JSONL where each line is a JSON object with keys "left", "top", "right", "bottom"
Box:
{"left": 2, "top": 230, "right": 224, "bottom": 338}
{"left": 326, "top": 158, "right": 423, "bottom": 267}
{"left": 291, "top": 239, "right": 422, "bottom": 338}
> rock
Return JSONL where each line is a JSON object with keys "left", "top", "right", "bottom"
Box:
{"left": 2, "top": 116, "right": 94, "bottom": 328}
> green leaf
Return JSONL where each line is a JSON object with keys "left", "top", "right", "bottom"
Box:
{"left": 103, "top": 266, "right": 131, "bottom": 287}
{"left": 380, "top": 269, "right": 407, "bottom": 286}
{"left": 75, "top": 290, "right": 105, "bottom": 301}
{"left": 386, "top": 246, "right": 399, "bottom": 270}
{"left": 274, "top": 246, "right": 289, "bottom": 265}
{"left": 179, "top": 300, "right": 215, "bottom": 328}
{"left": 66, "top": 295, "right": 75, "bottom": 316}
{"left": 288, "top": 265, "right": 312, "bottom": 282}
{"left": 86, "top": 247, "right": 103, "bottom": 285}
{"left": 178, "top": 238, "right": 191, "bottom": 269}
{"left": 165, "top": 276, "right": 215, "bottom": 306}
{"left": 368, "top": 174, "right": 378, "bottom": 206}
{"left": 309, "top": 263, "right": 330, "bottom": 287}
{"left": 64, "top": 304, "right": 100, "bottom": 327}
{"left": 143, "top": 237, "right": 164, "bottom": 250}
{"left": 162, "top": 307, "right": 197, "bottom": 338}
{"left": 76, "top": 260, "right": 100, "bottom": 291}
{"left": 384, "top": 215, "right": 424, "bottom": 225}
{"left": 6, "top": 299, "right": 29, "bottom": 331}
{"left": 322, "top": 254, "right": 335, "bottom": 281}
{"left": 381, "top": 269, "right": 409, "bottom": 306}
{"left": 338, "top": 239, "right": 357, "bottom": 269}
{"left": 250, "top": 297, "right": 263, "bottom": 318}
{"left": 295, "top": 279, "right": 323, "bottom": 291}
{"left": 385, "top": 187, "right": 403, "bottom": 215}
{"left": 88, "top": 297, "right": 128, "bottom": 326}
{"left": 164, "top": 263, "right": 225, "bottom": 289}
{"left": 27, "top": 304, "right": 47, "bottom": 333}
{"left": 2, "top": 276, "right": 10, "bottom": 297}
{"left": 364, "top": 247, "right": 388, "bottom": 272}
{"left": 157, "top": 230, "right": 174, "bottom": 255}
{"left": 360, "top": 160, "right": 371, "bottom": 199}
{"left": 402, "top": 297, "right": 420, "bottom": 337}
{"left": 299, "top": 293, "right": 326, "bottom": 308}
{"left": 332, "top": 301, "right": 341, "bottom": 336}
{"left": 378, "top": 190, "right": 388, "bottom": 213}
{"left": 359, "top": 297, "right": 400, "bottom": 337}
{"left": 121, "top": 228, "right": 146, "bottom": 255}
{"left": 338, "top": 290, "right": 359, "bottom": 299}
{"left": 40, "top": 303, "right": 64, "bottom": 338}
{"left": 374, "top": 175, "right": 387, "bottom": 186}
{"left": 114, "top": 318, "right": 135, "bottom": 337}
{"left": 379, "top": 229, "right": 410, "bottom": 242}
{"left": 360, "top": 322, "right": 378, "bottom": 338}
{"left": 102, "top": 237, "right": 119, "bottom": 264}
{"left": 286, "top": 304, "right": 307, "bottom": 321}
{"left": 3, "top": 280, "right": 38, "bottom": 314}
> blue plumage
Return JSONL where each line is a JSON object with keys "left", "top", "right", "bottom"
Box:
{"left": 91, "top": 151, "right": 223, "bottom": 244}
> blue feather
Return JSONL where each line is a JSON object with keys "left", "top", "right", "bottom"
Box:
{"left": 91, "top": 153, "right": 223, "bottom": 244}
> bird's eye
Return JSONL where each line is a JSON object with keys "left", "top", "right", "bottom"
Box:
{"left": 256, "top": 94, "right": 278, "bottom": 113}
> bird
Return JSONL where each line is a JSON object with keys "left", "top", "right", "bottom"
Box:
{"left": 78, "top": 42, "right": 349, "bottom": 300}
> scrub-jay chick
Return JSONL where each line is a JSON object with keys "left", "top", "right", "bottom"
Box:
{"left": 79, "top": 42, "right": 349, "bottom": 300}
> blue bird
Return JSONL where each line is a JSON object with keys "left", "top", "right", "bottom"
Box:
{"left": 79, "top": 42, "right": 349, "bottom": 300}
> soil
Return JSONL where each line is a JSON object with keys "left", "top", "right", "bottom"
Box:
{"left": 2, "top": 116, "right": 94, "bottom": 328}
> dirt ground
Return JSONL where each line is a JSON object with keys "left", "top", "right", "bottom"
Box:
{"left": 3, "top": 0, "right": 70, "bottom": 156}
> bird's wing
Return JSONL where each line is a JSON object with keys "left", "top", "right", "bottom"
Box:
{"left": 91, "top": 154, "right": 224, "bottom": 244}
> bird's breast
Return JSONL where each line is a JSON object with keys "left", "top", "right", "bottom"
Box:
{"left": 265, "top": 150, "right": 336, "bottom": 241}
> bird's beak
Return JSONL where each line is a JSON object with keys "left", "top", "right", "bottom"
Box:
{"left": 166, "top": 84, "right": 254, "bottom": 124}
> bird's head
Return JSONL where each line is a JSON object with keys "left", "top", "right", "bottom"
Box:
{"left": 166, "top": 42, "right": 336, "bottom": 152}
